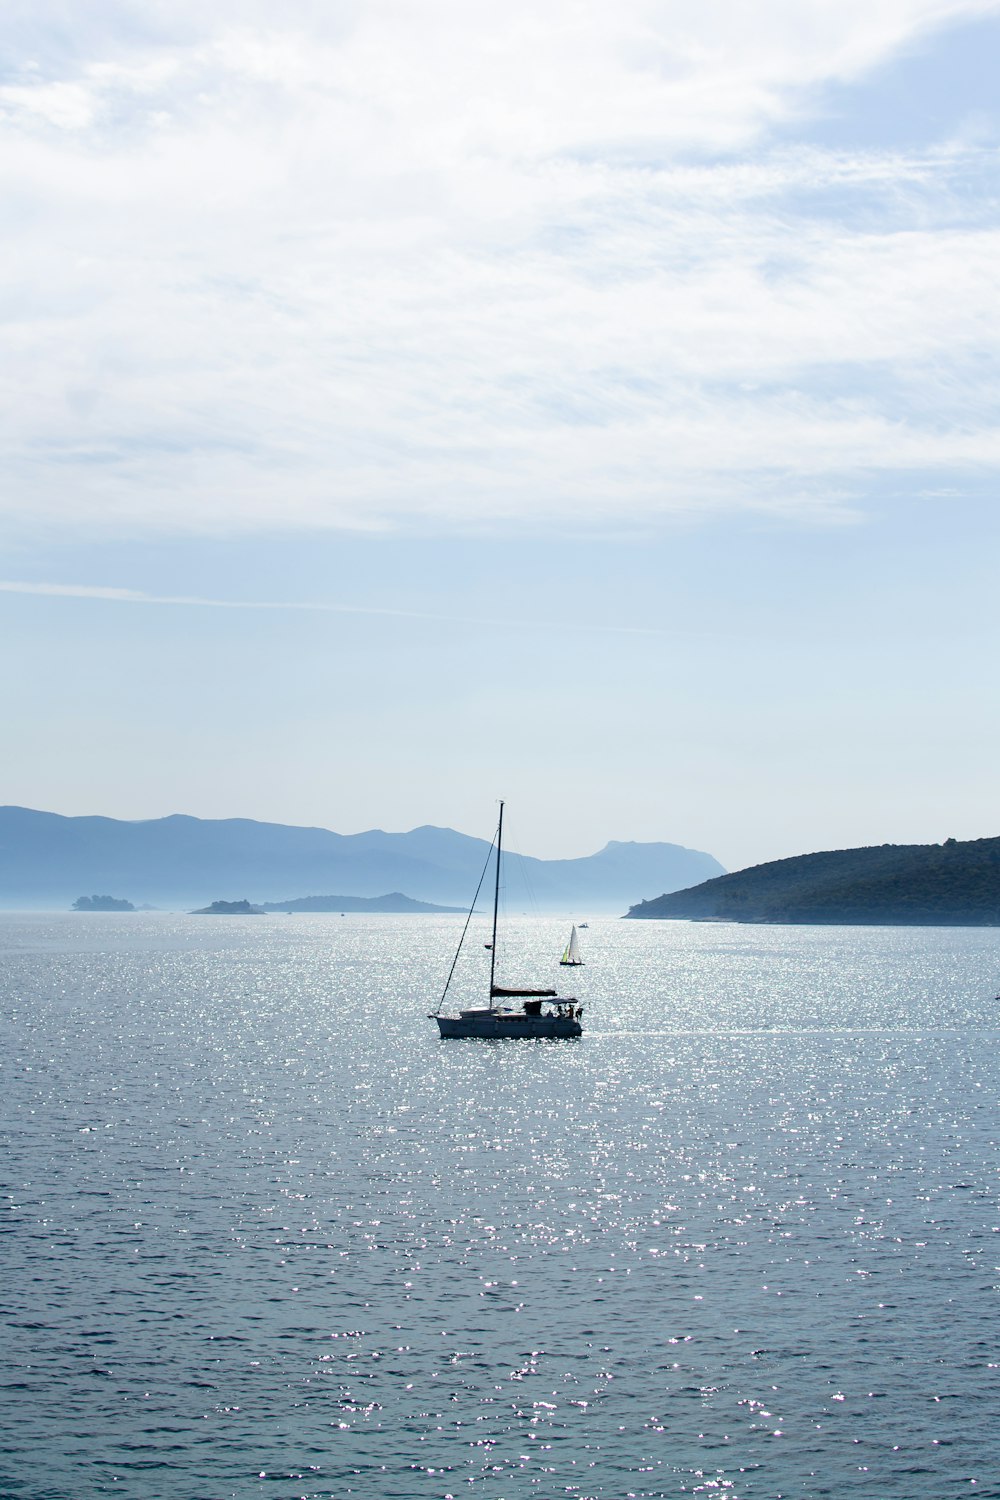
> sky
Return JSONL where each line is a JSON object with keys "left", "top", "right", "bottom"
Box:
{"left": 2, "top": 0, "right": 999, "bottom": 870}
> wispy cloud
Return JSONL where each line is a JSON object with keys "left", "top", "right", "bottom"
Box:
{"left": 2, "top": 0, "right": 1000, "bottom": 538}
{"left": 0, "top": 578, "right": 672, "bottom": 635}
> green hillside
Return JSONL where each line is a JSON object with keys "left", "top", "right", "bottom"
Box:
{"left": 625, "top": 836, "right": 1000, "bottom": 925}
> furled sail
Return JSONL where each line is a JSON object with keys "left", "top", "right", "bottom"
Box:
{"left": 491, "top": 985, "right": 558, "bottom": 997}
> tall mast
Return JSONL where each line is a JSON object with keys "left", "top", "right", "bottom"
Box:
{"left": 489, "top": 800, "right": 503, "bottom": 1006}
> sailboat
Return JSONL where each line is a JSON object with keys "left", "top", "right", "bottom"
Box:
{"left": 560, "top": 924, "right": 584, "bottom": 966}
{"left": 431, "top": 802, "right": 583, "bottom": 1039}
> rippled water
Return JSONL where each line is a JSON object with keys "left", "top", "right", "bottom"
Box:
{"left": 3, "top": 912, "right": 1000, "bottom": 1499}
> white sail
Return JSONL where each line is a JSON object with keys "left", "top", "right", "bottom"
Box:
{"left": 560, "top": 925, "right": 583, "bottom": 965}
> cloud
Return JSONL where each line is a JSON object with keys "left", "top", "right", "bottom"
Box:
{"left": 0, "top": 578, "right": 672, "bottom": 635}
{"left": 1, "top": 0, "right": 999, "bottom": 538}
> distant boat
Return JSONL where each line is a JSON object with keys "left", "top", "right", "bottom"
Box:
{"left": 431, "top": 802, "right": 583, "bottom": 1040}
{"left": 578, "top": 922, "right": 589, "bottom": 929}
{"left": 559, "top": 924, "right": 584, "bottom": 966}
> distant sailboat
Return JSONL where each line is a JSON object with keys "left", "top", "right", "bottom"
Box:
{"left": 560, "top": 925, "right": 584, "bottom": 966}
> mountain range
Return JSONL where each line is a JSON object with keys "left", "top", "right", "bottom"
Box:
{"left": 625, "top": 836, "right": 1000, "bottom": 925}
{"left": 0, "top": 806, "right": 724, "bottom": 912}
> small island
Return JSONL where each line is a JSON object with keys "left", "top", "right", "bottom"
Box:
{"left": 72, "top": 894, "right": 136, "bottom": 912}
{"left": 190, "top": 893, "right": 462, "bottom": 914}
{"left": 190, "top": 899, "right": 264, "bottom": 915}
{"left": 260, "top": 892, "right": 465, "bottom": 914}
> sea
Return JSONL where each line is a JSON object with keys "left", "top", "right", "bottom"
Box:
{"left": 3, "top": 911, "right": 1000, "bottom": 1500}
